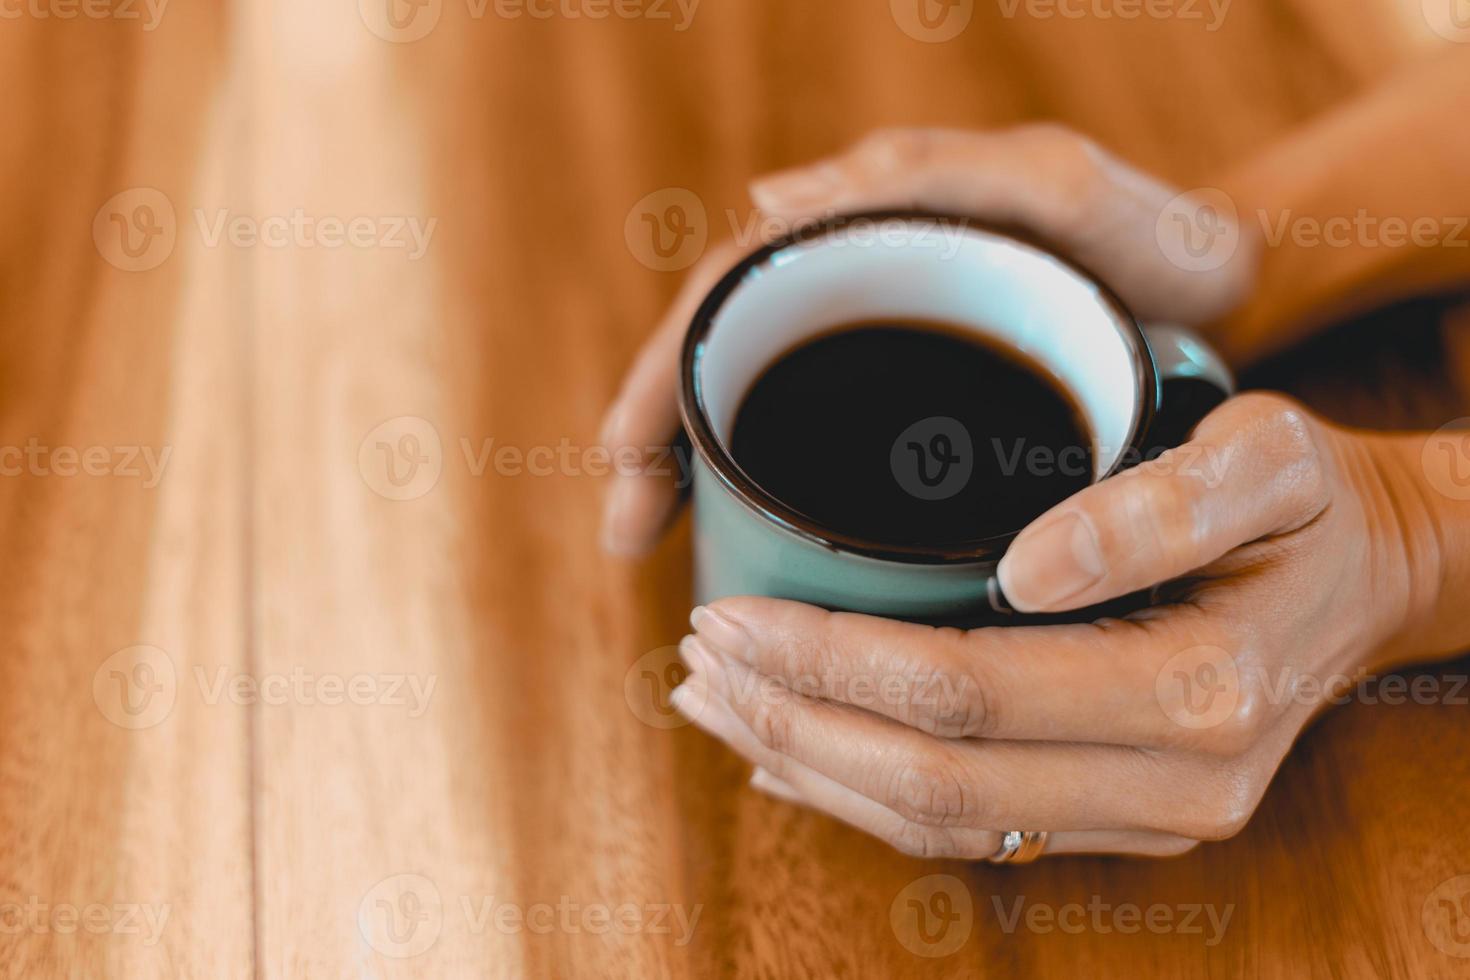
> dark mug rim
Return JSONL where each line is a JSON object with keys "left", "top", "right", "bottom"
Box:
{"left": 677, "top": 209, "right": 1162, "bottom": 566}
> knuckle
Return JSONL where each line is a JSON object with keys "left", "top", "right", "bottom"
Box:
{"left": 887, "top": 822, "right": 960, "bottom": 860}
{"left": 886, "top": 757, "right": 976, "bottom": 828}
{"left": 851, "top": 127, "right": 937, "bottom": 173}
{"left": 1007, "top": 122, "right": 1108, "bottom": 216}
{"left": 1197, "top": 672, "right": 1271, "bottom": 757}
{"left": 1221, "top": 392, "right": 1330, "bottom": 515}
{"left": 1122, "top": 473, "right": 1201, "bottom": 563}
{"left": 920, "top": 670, "right": 991, "bottom": 739}
{"left": 922, "top": 639, "right": 998, "bottom": 738}
{"left": 721, "top": 600, "right": 837, "bottom": 693}
{"left": 1011, "top": 121, "right": 1094, "bottom": 156}
{"left": 781, "top": 635, "right": 848, "bottom": 701}
{"left": 746, "top": 699, "right": 797, "bottom": 756}
{"left": 1177, "top": 770, "right": 1263, "bottom": 841}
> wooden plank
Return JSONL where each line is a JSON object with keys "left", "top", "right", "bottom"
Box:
{"left": 0, "top": 5, "right": 254, "bottom": 977}
{"left": 6, "top": 1, "right": 1468, "bottom": 976}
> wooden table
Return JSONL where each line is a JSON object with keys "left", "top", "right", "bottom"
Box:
{"left": 2, "top": 0, "right": 1468, "bottom": 976}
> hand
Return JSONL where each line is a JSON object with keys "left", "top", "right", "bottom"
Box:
{"left": 599, "top": 124, "right": 1259, "bottom": 555}
{"left": 672, "top": 393, "right": 1444, "bottom": 858}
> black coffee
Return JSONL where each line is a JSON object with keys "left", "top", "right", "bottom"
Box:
{"left": 730, "top": 323, "right": 1093, "bottom": 548}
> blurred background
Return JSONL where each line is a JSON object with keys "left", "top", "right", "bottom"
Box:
{"left": 1, "top": 0, "right": 1468, "bottom": 976}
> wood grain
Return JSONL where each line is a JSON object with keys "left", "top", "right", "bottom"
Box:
{"left": 2, "top": 0, "right": 1468, "bottom": 977}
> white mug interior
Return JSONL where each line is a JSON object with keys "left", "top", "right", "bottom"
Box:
{"left": 696, "top": 217, "right": 1143, "bottom": 481}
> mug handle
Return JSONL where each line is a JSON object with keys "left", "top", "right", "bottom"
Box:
{"left": 986, "top": 324, "right": 1235, "bottom": 618}
{"left": 1139, "top": 323, "right": 1236, "bottom": 454}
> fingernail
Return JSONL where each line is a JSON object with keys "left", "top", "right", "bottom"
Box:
{"left": 690, "top": 605, "right": 752, "bottom": 661}
{"left": 600, "top": 479, "right": 647, "bottom": 558}
{"left": 997, "top": 511, "right": 1106, "bottom": 610}
{"left": 750, "top": 766, "right": 803, "bottom": 804}
{"left": 678, "top": 634, "right": 719, "bottom": 679}
{"left": 672, "top": 676, "right": 743, "bottom": 744}
{"left": 669, "top": 671, "right": 712, "bottom": 726}
{"left": 749, "top": 163, "right": 842, "bottom": 211}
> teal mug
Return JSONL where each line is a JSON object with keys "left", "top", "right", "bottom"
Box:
{"left": 678, "top": 212, "right": 1234, "bottom": 623}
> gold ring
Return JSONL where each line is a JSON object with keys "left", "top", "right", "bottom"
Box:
{"left": 988, "top": 830, "right": 1049, "bottom": 864}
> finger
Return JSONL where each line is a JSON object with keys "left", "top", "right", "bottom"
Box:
{"left": 690, "top": 598, "right": 1254, "bottom": 754}
{"left": 682, "top": 639, "right": 1221, "bottom": 837}
{"left": 996, "top": 392, "right": 1332, "bottom": 612}
{"left": 680, "top": 676, "right": 1198, "bottom": 858}
{"left": 750, "top": 766, "right": 804, "bottom": 803}
{"left": 749, "top": 125, "right": 1254, "bottom": 324}
{"left": 600, "top": 241, "right": 743, "bottom": 556}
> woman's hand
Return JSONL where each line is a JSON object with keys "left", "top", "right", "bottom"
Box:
{"left": 671, "top": 393, "right": 1450, "bottom": 858}
{"left": 599, "top": 125, "right": 1259, "bottom": 555}
{"left": 602, "top": 125, "right": 1465, "bottom": 858}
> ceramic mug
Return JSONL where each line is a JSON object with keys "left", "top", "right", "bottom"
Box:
{"left": 678, "top": 211, "right": 1234, "bottom": 622}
